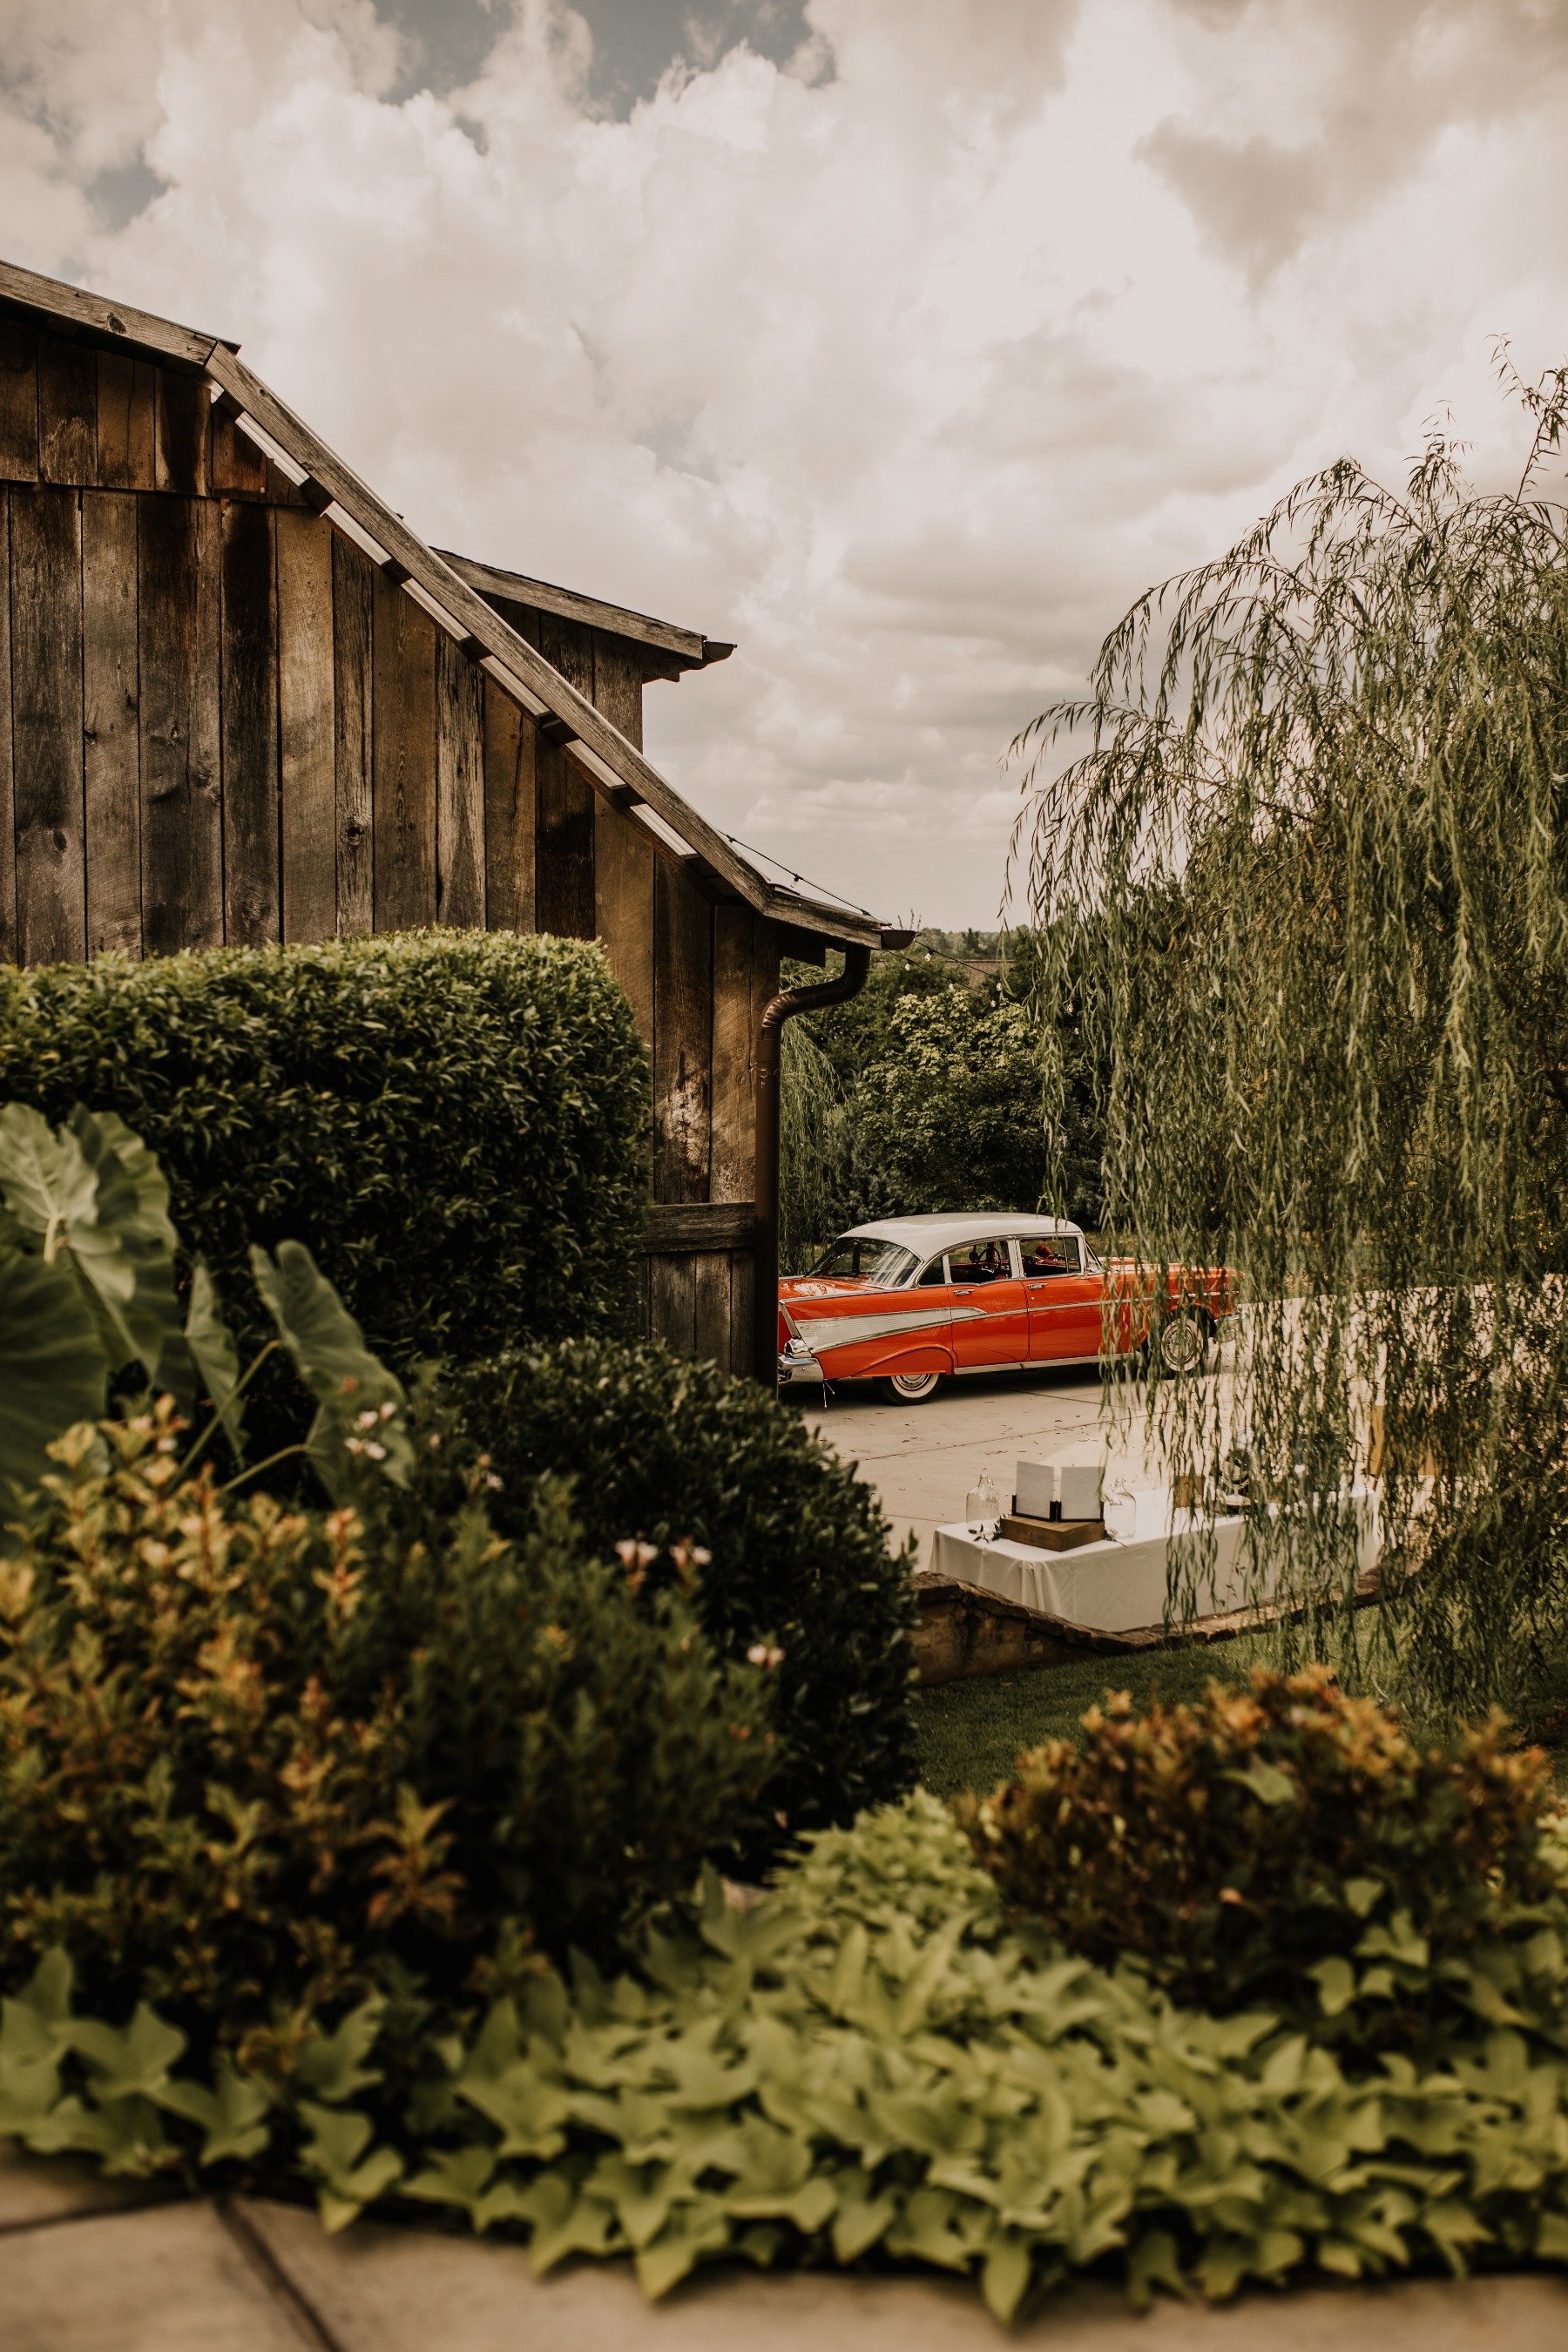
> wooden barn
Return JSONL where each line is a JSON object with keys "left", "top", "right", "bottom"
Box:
{"left": 0, "top": 259, "right": 900, "bottom": 1381}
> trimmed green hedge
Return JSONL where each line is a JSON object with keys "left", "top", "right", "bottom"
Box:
{"left": 0, "top": 933, "right": 649, "bottom": 1393}
{"left": 443, "top": 1337, "right": 919, "bottom": 1844}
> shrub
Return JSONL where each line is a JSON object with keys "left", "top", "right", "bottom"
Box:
{"left": 441, "top": 1337, "right": 918, "bottom": 1842}
{"left": 0, "top": 932, "right": 649, "bottom": 1403}
{"left": 0, "top": 1409, "right": 775, "bottom": 2031}
{"left": 8, "top": 1794, "right": 1568, "bottom": 2316}
{"left": 955, "top": 1666, "right": 1560, "bottom": 2046}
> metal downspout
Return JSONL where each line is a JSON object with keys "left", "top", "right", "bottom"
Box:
{"left": 752, "top": 945, "right": 872, "bottom": 1392}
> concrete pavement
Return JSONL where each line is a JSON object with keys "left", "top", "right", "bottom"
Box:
{"left": 796, "top": 1367, "right": 1155, "bottom": 1564}
{"left": 2, "top": 2149, "right": 1564, "bottom": 2352}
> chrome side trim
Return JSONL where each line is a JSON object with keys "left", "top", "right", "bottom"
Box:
{"left": 799, "top": 1301, "right": 986, "bottom": 1353}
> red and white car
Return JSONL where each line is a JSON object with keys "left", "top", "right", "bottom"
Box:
{"left": 777, "top": 1213, "right": 1233, "bottom": 1403}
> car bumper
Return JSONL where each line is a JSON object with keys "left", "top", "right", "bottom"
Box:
{"left": 778, "top": 1350, "right": 825, "bottom": 1387}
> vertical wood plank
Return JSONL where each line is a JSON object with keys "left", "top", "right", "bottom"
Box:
{"left": 728, "top": 1249, "right": 755, "bottom": 1383}
{"left": 155, "top": 369, "right": 209, "bottom": 497}
{"left": 220, "top": 498, "right": 279, "bottom": 945}
{"left": 81, "top": 491, "right": 142, "bottom": 956}
{"left": 436, "top": 632, "right": 484, "bottom": 928}
{"left": 650, "top": 1254, "right": 697, "bottom": 1356}
{"left": 591, "top": 633, "right": 654, "bottom": 1039}
{"left": 0, "top": 490, "right": 17, "bottom": 962}
{"left": 0, "top": 322, "right": 37, "bottom": 483}
{"left": 96, "top": 355, "right": 156, "bottom": 490}
{"left": 266, "top": 457, "right": 306, "bottom": 508}
{"left": 10, "top": 485, "right": 84, "bottom": 963}
{"left": 534, "top": 613, "right": 595, "bottom": 938}
{"left": 211, "top": 409, "right": 267, "bottom": 497}
{"left": 139, "top": 495, "right": 222, "bottom": 952}
{"left": 693, "top": 1251, "right": 731, "bottom": 1369}
{"left": 595, "top": 809, "right": 657, "bottom": 1041}
{"left": 277, "top": 510, "right": 338, "bottom": 943}
{"left": 711, "top": 902, "right": 756, "bottom": 1202}
{"left": 591, "top": 632, "right": 644, "bottom": 748}
{"left": 481, "top": 676, "right": 535, "bottom": 934}
{"left": 372, "top": 568, "right": 436, "bottom": 931}
{"left": 332, "top": 531, "right": 374, "bottom": 934}
{"left": 652, "top": 860, "right": 713, "bottom": 1203}
{"left": 37, "top": 336, "right": 98, "bottom": 486}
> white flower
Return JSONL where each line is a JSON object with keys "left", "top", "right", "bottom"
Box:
{"left": 747, "top": 1643, "right": 785, "bottom": 1668}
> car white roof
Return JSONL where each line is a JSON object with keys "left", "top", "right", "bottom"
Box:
{"left": 841, "top": 1213, "right": 1079, "bottom": 1254}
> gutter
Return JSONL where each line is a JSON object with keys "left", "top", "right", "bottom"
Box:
{"left": 752, "top": 928, "right": 915, "bottom": 1392}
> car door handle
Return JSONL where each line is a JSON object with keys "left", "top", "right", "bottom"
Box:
{"left": 952, "top": 1288, "right": 973, "bottom": 1297}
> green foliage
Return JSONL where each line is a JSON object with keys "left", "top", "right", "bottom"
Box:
{"left": 1015, "top": 363, "right": 1568, "bottom": 1716}
{"left": 440, "top": 1336, "right": 918, "bottom": 1845}
{"left": 848, "top": 986, "right": 1046, "bottom": 1220}
{"left": 7, "top": 1794, "right": 1568, "bottom": 2316}
{"left": 778, "top": 1018, "right": 851, "bottom": 1273}
{"left": 0, "top": 1409, "right": 776, "bottom": 2027}
{"left": 0, "top": 933, "right": 650, "bottom": 1447}
{"left": 0, "top": 1102, "right": 413, "bottom": 1525}
{"left": 0, "top": 1104, "right": 184, "bottom": 1497}
{"left": 779, "top": 936, "right": 1103, "bottom": 1256}
{"left": 956, "top": 1666, "right": 1562, "bottom": 2051}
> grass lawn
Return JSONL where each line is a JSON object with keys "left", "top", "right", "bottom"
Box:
{"left": 911, "top": 1631, "right": 1568, "bottom": 1800}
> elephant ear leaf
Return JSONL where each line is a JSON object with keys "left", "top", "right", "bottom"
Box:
{"left": 66, "top": 1107, "right": 190, "bottom": 1404}
{"left": 0, "top": 1254, "right": 106, "bottom": 1525}
{"left": 184, "top": 1259, "right": 247, "bottom": 1464}
{"left": 0, "top": 1105, "right": 98, "bottom": 1253}
{"left": 249, "top": 1241, "right": 411, "bottom": 1501}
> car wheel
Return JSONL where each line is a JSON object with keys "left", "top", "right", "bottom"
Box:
{"left": 877, "top": 1369, "right": 944, "bottom": 1406}
{"left": 1158, "top": 1310, "right": 1210, "bottom": 1376}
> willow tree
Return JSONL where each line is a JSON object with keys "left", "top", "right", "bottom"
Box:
{"left": 1014, "top": 361, "right": 1568, "bottom": 1717}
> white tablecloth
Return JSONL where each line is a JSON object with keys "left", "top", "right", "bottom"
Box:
{"left": 929, "top": 1493, "right": 1381, "bottom": 1634}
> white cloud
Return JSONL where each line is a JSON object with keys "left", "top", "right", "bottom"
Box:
{"left": 3, "top": 0, "right": 1567, "bottom": 923}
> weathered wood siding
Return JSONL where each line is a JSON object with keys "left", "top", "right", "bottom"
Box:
{"left": 0, "top": 312, "right": 767, "bottom": 1371}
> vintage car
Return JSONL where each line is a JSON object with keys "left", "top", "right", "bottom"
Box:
{"left": 777, "top": 1213, "right": 1234, "bottom": 1403}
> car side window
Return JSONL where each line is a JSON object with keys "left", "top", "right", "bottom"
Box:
{"left": 1019, "top": 1234, "right": 1081, "bottom": 1278}
{"left": 915, "top": 1254, "right": 949, "bottom": 1287}
{"left": 949, "top": 1239, "right": 1010, "bottom": 1285}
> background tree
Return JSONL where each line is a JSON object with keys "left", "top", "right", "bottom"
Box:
{"left": 1015, "top": 359, "right": 1568, "bottom": 1719}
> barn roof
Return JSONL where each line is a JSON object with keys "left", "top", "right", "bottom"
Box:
{"left": 0, "top": 256, "right": 887, "bottom": 953}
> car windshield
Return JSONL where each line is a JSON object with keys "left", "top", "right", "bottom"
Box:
{"left": 811, "top": 1237, "right": 919, "bottom": 1287}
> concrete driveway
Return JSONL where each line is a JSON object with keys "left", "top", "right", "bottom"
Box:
{"left": 796, "top": 1369, "right": 1156, "bottom": 1565}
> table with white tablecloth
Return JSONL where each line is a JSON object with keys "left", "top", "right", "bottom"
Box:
{"left": 929, "top": 1491, "right": 1382, "bottom": 1635}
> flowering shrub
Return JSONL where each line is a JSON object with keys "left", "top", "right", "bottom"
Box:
{"left": 0, "top": 1409, "right": 775, "bottom": 2034}
{"left": 955, "top": 1666, "right": 1560, "bottom": 2048}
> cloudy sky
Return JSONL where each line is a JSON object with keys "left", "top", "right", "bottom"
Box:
{"left": 3, "top": 0, "right": 1566, "bottom": 925}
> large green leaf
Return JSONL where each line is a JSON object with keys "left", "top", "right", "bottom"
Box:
{"left": 0, "top": 1105, "right": 186, "bottom": 1396}
{"left": 184, "top": 1259, "right": 247, "bottom": 1463}
{"left": 0, "top": 1254, "right": 106, "bottom": 1517}
{"left": 67, "top": 1106, "right": 187, "bottom": 1399}
{"left": 250, "top": 1240, "right": 411, "bottom": 1497}
{"left": 0, "top": 1104, "right": 97, "bottom": 1248}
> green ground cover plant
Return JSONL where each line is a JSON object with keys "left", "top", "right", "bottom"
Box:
{"left": 4, "top": 1792, "right": 1568, "bottom": 2322}
{"left": 443, "top": 1337, "right": 918, "bottom": 1844}
{"left": 0, "top": 933, "right": 648, "bottom": 1439}
{"left": 0, "top": 1414, "right": 775, "bottom": 2029}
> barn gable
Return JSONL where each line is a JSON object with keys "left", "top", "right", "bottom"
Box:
{"left": 0, "top": 257, "right": 892, "bottom": 1375}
